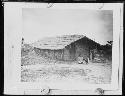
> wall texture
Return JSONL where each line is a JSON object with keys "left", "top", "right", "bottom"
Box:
{"left": 33, "top": 37, "right": 98, "bottom": 61}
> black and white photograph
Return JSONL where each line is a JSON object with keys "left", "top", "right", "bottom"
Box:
{"left": 21, "top": 8, "right": 113, "bottom": 84}
{"left": 4, "top": 3, "right": 123, "bottom": 95}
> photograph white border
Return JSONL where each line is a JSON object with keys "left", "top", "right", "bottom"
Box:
{"left": 4, "top": 2, "right": 123, "bottom": 95}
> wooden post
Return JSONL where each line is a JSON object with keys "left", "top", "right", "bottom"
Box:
{"left": 62, "top": 49, "right": 64, "bottom": 61}
{"left": 88, "top": 58, "right": 89, "bottom": 63}
{"left": 90, "top": 50, "right": 93, "bottom": 61}
{"left": 53, "top": 50, "right": 55, "bottom": 59}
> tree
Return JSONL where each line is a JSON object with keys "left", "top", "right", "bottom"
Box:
{"left": 107, "top": 41, "right": 113, "bottom": 46}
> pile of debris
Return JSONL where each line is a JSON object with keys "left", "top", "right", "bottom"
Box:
{"left": 92, "top": 49, "right": 107, "bottom": 63}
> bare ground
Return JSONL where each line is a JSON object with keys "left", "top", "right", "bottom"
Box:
{"left": 21, "top": 50, "right": 112, "bottom": 84}
{"left": 21, "top": 62, "right": 112, "bottom": 84}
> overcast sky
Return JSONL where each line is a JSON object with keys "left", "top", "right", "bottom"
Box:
{"left": 22, "top": 8, "right": 113, "bottom": 45}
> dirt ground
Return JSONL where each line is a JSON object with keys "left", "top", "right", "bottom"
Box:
{"left": 21, "top": 62, "right": 112, "bottom": 84}
{"left": 21, "top": 50, "right": 112, "bottom": 84}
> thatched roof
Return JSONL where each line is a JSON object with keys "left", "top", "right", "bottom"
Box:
{"left": 31, "top": 35, "right": 100, "bottom": 50}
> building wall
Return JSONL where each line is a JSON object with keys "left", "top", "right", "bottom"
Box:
{"left": 63, "top": 48, "right": 70, "bottom": 61}
{"left": 54, "top": 49, "right": 63, "bottom": 60}
{"left": 34, "top": 47, "right": 63, "bottom": 60}
{"left": 34, "top": 37, "right": 99, "bottom": 62}
{"left": 74, "top": 38, "right": 90, "bottom": 61}
{"left": 62, "top": 37, "right": 93, "bottom": 61}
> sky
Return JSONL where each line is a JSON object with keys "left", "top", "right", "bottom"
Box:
{"left": 22, "top": 8, "right": 113, "bottom": 45}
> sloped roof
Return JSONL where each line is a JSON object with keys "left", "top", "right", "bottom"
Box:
{"left": 31, "top": 35, "right": 100, "bottom": 50}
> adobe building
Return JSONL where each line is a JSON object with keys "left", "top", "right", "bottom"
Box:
{"left": 31, "top": 35, "right": 106, "bottom": 62}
